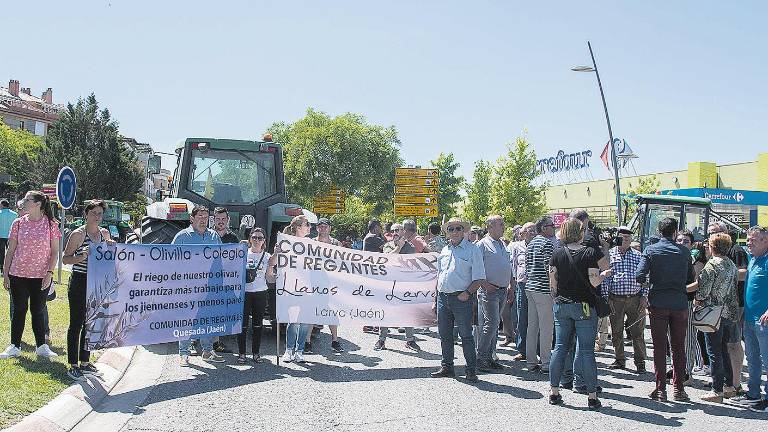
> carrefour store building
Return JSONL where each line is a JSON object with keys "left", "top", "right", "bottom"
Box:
{"left": 544, "top": 152, "right": 768, "bottom": 229}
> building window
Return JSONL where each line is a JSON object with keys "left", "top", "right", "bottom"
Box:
{"left": 18, "top": 120, "right": 24, "bottom": 130}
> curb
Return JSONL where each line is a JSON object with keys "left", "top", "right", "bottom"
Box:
{"left": 5, "top": 346, "right": 138, "bottom": 432}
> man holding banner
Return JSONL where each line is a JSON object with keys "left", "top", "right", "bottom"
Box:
{"left": 431, "top": 217, "right": 486, "bottom": 383}
{"left": 173, "top": 205, "right": 225, "bottom": 365}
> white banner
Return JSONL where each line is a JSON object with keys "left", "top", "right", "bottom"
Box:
{"left": 275, "top": 233, "right": 438, "bottom": 327}
{"left": 86, "top": 243, "right": 246, "bottom": 349}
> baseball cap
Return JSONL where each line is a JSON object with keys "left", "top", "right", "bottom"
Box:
{"left": 317, "top": 217, "right": 331, "bottom": 226}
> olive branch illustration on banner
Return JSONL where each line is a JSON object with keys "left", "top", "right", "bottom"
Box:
{"left": 392, "top": 255, "right": 439, "bottom": 280}
{"left": 85, "top": 264, "right": 150, "bottom": 350}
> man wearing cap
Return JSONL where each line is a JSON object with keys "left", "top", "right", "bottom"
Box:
{"left": 468, "top": 226, "right": 483, "bottom": 243}
{"left": 310, "top": 218, "right": 344, "bottom": 353}
{"left": 602, "top": 226, "right": 648, "bottom": 373}
{"left": 376, "top": 223, "right": 421, "bottom": 351}
{"left": 476, "top": 215, "right": 512, "bottom": 372}
{"left": 431, "top": 217, "right": 486, "bottom": 383}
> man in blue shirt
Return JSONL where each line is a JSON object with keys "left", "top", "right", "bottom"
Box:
{"left": 431, "top": 217, "right": 486, "bottom": 383}
{"left": 636, "top": 217, "right": 695, "bottom": 402}
{"left": 172, "top": 205, "right": 224, "bottom": 365}
{"left": 0, "top": 199, "right": 18, "bottom": 273}
{"left": 740, "top": 225, "right": 768, "bottom": 412}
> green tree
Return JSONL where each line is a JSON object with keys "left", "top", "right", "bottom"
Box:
{"left": 463, "top": 159, "right": 493, "bottom": 226}
{"left": 329, "top": 196, "right": 375, "bottom": 241}
{"left": 37, "top": 94, "right": 144, "bottom": 205}
{"left": 123, "top": 193, "right": 150, "bottom": 228}
{"left": 623, "top": 175, "right": 661, "bottom": 221}
{"left": 429, "top": 152, "right": 464, "bottom": 219}
{"left": 268, "top": 108, "right": 403, "bottom": 214}
{"left": 490, "top": 136, "right": 547, "bottom": 228}
{"left": 0, "top": 121, "right": 46, "bottom": 196}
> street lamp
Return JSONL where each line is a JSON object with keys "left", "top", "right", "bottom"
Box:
{"left": 572, "top": 41, "right": 623, "bottom": 224}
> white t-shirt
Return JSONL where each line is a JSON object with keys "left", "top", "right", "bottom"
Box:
{"left": 245, "top": 250, "right": 271, "bottom": 292}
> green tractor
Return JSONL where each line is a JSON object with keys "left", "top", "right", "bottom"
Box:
{"left": 626, "top": 194, "right": 744, "bottom": 249}
{"left": 64, "top": 199, "right": 134, "bottom": 243}
{"left": 128, "top": 136, "right": 315, "bottom": 246}
{"left": 127, "top": 136, "right": 316, "bottom": 330}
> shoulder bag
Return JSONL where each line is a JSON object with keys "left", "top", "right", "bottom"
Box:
{"left": 564, "top": 247, "right": 612, "bottom": 318}
{"left": 691, "top": 304, "right": 723, "bottom": 332}
{"left": 246, "top": 252, "right": 267, "bottom": 283}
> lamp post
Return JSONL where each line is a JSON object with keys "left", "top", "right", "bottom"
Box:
{"left": 572, "top": 41, "right": 623, "bottom": 224}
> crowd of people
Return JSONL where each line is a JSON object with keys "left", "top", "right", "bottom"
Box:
{"left": 1, "top": 192, "right": 768, "bottom": 414}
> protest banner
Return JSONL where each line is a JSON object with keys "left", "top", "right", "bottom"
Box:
{"left": 275, "top": 233, "right": 438, "bottom": 327}
{"left": 85, "top": 243, "right": 246, "bottom": 350}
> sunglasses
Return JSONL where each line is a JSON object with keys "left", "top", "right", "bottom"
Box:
{"left": 676, "top": 238, "right": 691, "bottom": 244}
{"left": 251, "top": 236, "right": 265, "bottom": 240}
{"left": 446, "top": 226, "right": 464, "bottom": 232}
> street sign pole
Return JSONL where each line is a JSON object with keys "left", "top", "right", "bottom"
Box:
{"left": 58, "top": 206, "right": 64, "bottom": 283}
{"left": 56, "top": 166, "right": 77, "bottom": 283}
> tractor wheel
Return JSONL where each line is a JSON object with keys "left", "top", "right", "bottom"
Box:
{"left": 137, "top": 217, "right": 189, "bottom": 244}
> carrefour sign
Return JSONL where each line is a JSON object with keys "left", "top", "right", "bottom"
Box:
{"left": 537, "top": 150, "right": 592, "bottom": 175}
{"left": 704, "top": 190, "right": 745, "bottom": 203}
{"left": 663, "top": 188, "right": 768, "bottom": 206}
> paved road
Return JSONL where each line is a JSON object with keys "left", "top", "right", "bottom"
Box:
{"left": 74, "top": 326, "right": 765, "bottom": 432}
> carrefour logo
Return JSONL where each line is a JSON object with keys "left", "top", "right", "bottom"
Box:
{"left": 733, "top": 192, "right": 744, "bottom": 202}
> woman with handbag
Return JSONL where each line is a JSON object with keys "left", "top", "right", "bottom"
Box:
{"left": 693, "top": 232, "right": 739, "bottom": 403}
{"left": 238, "top": 227, "right": 270, "bottom": 364}
{"left": 0, "top": 191, "right": 61, "bottom": 359}
{"left": 547, "top": 218, "right": 611, "bottom": 411}
{"left": 62, "top": 200, "right": 113, "bottom": 379}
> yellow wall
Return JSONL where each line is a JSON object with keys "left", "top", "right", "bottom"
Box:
{"left": 545, "top": 157, "right": 764, "bottom": 225}
{"left": 688, "top": 162, "right": 718, "bottom": 188}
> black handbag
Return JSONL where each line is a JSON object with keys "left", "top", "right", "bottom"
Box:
{"left": 246, "top": 252, "right": 266, "bottom": 283}
{"left": 563, "top": 247, "right": 612, "bottom": 318}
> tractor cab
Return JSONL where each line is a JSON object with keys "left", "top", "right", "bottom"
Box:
{"left": 628, "top": 194, "right": 744, "bottom": 250}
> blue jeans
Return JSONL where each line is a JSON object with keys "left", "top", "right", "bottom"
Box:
{"left": 516, "top": 282, "right": 528, "bottom": 354}
{"left": 744, "top": 320, "right": 768, "bottom": 399}
{"left": 561, "top": 336, "right": 586, "bottom": 388}
{"left": 285, "top": 323, "right": 311, "bottom": 354}
{"left": 438, "top": 292, "right": 476, "bottom": 372}
{"left": 179, "top": 337, "right": 213, "bottom": 356}
{"left": 549, "top": 302, "right": 598, "bottom": 393}
{"left": 704, "top": 318, "right": 735, "bottom": 393}
{"left": 477, "top": 287, "right": 506, "bottom": 362}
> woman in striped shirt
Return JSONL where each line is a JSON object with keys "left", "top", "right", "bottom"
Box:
{"left": 62, "top": 200, "right": 113, "bottom": 380}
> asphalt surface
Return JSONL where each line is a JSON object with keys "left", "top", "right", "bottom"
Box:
{"left": 73, "top": 325, "right": 766, "bottom": 432}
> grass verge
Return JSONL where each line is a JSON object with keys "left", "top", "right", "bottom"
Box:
{"left": 0, "top": 270, "right": 102, "bottom": 429}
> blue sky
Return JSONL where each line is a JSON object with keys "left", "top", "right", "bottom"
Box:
{"left": 5, "top": 1, "right": 767, "bottom": 183}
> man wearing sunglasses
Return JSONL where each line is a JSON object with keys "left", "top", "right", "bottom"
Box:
{"left": 376, "top": 223, "right": 421, "bottom": 352}
{"left": 431, "top": 217, "right": 486, "bottom": 383}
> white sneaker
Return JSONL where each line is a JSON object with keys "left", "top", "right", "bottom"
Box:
{"left": 692, "top": 365, "right": 710, "bottom": 376}
{"left": 294, "top": 352, "right": 305, "bottom": 363}
{"left": 0, "top": 345, "right": 20, "bottom": 359}
{"left": 281, "top": 351, "right": 294, "bottom": 363}
{"left": 35, "top": 344, "right": 58, "bottom": 358}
